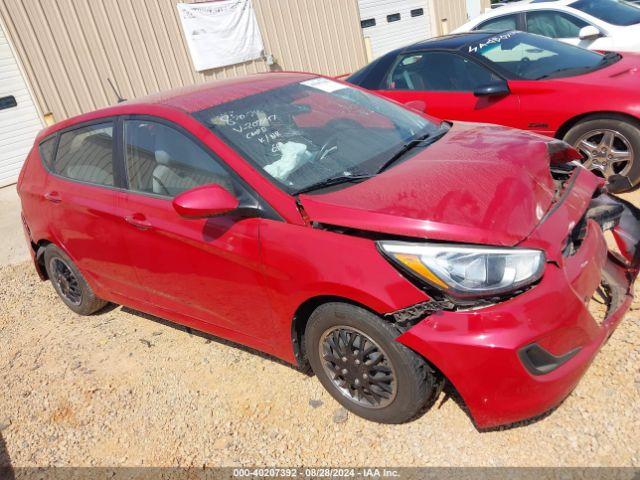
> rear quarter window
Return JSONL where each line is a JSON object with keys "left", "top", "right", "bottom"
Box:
{"left": 38, "top": 136, "right": 58, "bottom": 169}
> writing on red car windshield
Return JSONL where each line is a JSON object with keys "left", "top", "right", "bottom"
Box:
{"left": 212, "top": 110, "right": 283, "bottom": 153}
{"left": 468, "top": 31, "right": 518, "bottom": 54}
{"left": 195, "top": 80, "right": 437, "bottom": 193}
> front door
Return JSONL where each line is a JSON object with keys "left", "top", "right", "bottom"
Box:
{"left": 118, "top": 118, "right": 274, "bottom": 342}
{"left": 377, "top": 51, "right": 523, "bottom": 129}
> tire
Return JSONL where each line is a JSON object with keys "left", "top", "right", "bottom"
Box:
{"left": 305, "top": 302, "right": 443, "bottom": 424}
{"left": 43, "top": 244, "right": 109, "bottom": 315}
{"left": 563, "top": 116, "right": 640, "bottom": 193}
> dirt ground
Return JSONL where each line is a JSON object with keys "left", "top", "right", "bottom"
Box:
{"left": 0, "top": 191, "right": 639, "bottom": 467}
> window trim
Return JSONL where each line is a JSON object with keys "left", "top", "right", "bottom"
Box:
{"left": 120, "top": 114, "right": 282, "bottom": 220}
{"left": 383, "top": 49, "right": 508, "bottom": 92}
{"left": 38, "top": 114, "right": 282, "bottom": 221}
{"left": 121, "top": 115, "right": 242, "bottom": 200}
{"left": 38, "top": 117, "right": 123, "bottom": 191}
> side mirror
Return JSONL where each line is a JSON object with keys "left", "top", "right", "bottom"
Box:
{"left": 173, "top": 184, "right": 239, "bottom": 219}
{"left": 474, "top": 81, "right": 510, "bottom": 97}
{"left": 403, "top": 100, "right": 427, "bottom": 113}
{"left": 579, "top": 25, "right": 601, "bottom": 40}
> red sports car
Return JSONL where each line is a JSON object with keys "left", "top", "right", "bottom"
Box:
{"left": 17, "top": 72, "right": 640, "bottom": 427}
{"left": 347, "top": 30, "right": 640, "bottom": 192}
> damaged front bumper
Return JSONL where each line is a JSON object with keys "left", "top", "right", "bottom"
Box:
{"left": 396, "top": 173, "right": 640, "bottom": 429}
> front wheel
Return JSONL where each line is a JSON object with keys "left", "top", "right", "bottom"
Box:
{"left": 564, "top": 117, "right": 640, "bottom": 193}
{"left": 305, "top": 303, "right": 442, "bottom": 424}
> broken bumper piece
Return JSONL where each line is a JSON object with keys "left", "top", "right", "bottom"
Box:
{"left": 396, "top": 191, "right": 640, "bottom": 429}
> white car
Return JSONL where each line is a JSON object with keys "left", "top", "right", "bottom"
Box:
{"left": 454, "top": 0, "right": 640, "bottom": 53}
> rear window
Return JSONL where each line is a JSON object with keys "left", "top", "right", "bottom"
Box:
{"left": 51, "top": 123, "right": 115, "bottom": 186}
{"left": 570, "top": 0, "right": 640, "bottom": 26}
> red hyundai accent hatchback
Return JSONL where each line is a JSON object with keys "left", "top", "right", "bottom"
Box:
{"left": 17, "top": 73, "right": 640, "bottom": 427}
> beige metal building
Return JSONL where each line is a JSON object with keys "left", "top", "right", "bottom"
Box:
{"left": 0, "top": 0, "right": 484, "bottom": 187}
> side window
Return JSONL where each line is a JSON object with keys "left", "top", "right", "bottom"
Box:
{"left": 53, "top": 123, "right": 114, "bottom": 186}
{"left": 388, "top": 52, "right": 500, "bottom": 92}
{"left": 526, "top": 11, "right": 588, "bottom": 38}
{"left": 476, "top": 14, "right": 518, "bottom": 31}
{"left": 123, "top": 120, "right": 234, "bottom": 197}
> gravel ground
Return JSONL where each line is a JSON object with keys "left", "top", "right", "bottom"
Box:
{"left": 0, "top": 194, "right": 639, "bottom": 467}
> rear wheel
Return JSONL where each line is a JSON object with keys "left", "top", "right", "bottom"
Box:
{"left": 43, "top": 244, "right": 109, "bottom": 315}
{"left": 564, "top": 117, "right": 640, "bottom": 193}
{"left": 305, "top": 302, "right": 442, "bottom": 424}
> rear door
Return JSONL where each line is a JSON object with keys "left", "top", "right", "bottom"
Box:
{"left": 117, "top": 117, "right": 275, "bottom": 341}
{"left": 43, "top": 120, "right": 137, "bottom": 298}
{"left": 377, "top": 50, "right": 522, "bottom": 128}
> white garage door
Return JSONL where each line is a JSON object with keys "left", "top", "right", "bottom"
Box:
{"left": 0, "top": 22, "right": 43, "bottom": 187}
{"left": 358, "top": 0, "right": 433, "bottom": 59}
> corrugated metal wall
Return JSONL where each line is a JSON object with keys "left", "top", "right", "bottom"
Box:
{"left": 431, "top": 0, "right": 471, "bottom": 34}
{"left": 0, "top": 0, "right": 368, "bottom": 121}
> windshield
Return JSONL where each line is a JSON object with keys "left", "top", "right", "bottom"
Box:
{"left": 195, "top": 78, "right": 439, "bottom": 193}
{"left": 467, "top": 31, "right": 616, "bottom": 80}
{"left": 570, "top": 0, "right": 640, "bottom": 26}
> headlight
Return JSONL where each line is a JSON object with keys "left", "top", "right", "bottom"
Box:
{"left": 379, "top": 241, "right": 545, "bottom": 298}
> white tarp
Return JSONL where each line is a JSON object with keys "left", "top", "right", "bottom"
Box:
{"left": 177, "top": 0, "right": 264, "bottom": 72}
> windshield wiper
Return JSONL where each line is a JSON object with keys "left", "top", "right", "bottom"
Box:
{"left": 293, "top": 174, "right": 374, "bottom": 195}
{"left": 600, "top": 51, "right": 622, "bottom": 64}
{"left": 535, "top": 66, "right": 594, "bottom": 80}
{"left": 535, "top": 53, "right": 621, "bottom": 80}
{"left": 376, "top": 126, "right": 449, "bottom": 174}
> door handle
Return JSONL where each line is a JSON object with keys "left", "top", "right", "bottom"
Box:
{"left": 124, "top": 214, "right": 152, "bottom": 231}
{"left": 44, "top": 191, "right": 61, "bottom": 203}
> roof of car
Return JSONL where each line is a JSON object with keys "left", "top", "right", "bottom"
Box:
{"left": 125, "top": 71, "right": 318, "bottom": 112}
{"left": 467, "top": 0, "right": 575, "bottom": 18}
{"left": 37, "top": 72, "right": 320, "bottom": 140}
{"left": 401, "top": 31, "right": 510, "bottom": 53}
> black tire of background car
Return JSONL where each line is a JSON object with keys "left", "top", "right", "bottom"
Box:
{"left": 564, "top": 116, "right": 640, "bottom": 193}
{"left": 305, "top": 302, "right": 443, "bottom": 424}
{"left": 43, "top": 244, "right": 109, "bottom": 315}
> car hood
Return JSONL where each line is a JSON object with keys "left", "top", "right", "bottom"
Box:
{"left": 563, "top": 53, "right": 640, "bottom": 90}
{"left": 299, "top": 123, "right": 557, "bottom": 246}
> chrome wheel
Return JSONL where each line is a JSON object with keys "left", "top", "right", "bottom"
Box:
{"left": 50, "top": 258, "right": 82, "bottom": 305}
{"left": 319, "top": 326, "right": 397, "bottom": 409}
{"left": 575, "top": 129, "right": 634, "bottom": 179}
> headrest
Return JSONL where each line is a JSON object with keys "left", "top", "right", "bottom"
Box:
{"left": 155, "top": 150, "right": 171, "bottom": 165}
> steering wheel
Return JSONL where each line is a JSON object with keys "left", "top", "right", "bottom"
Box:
{"left": 517, "top": 57, "right": 531, "bottom": 77}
